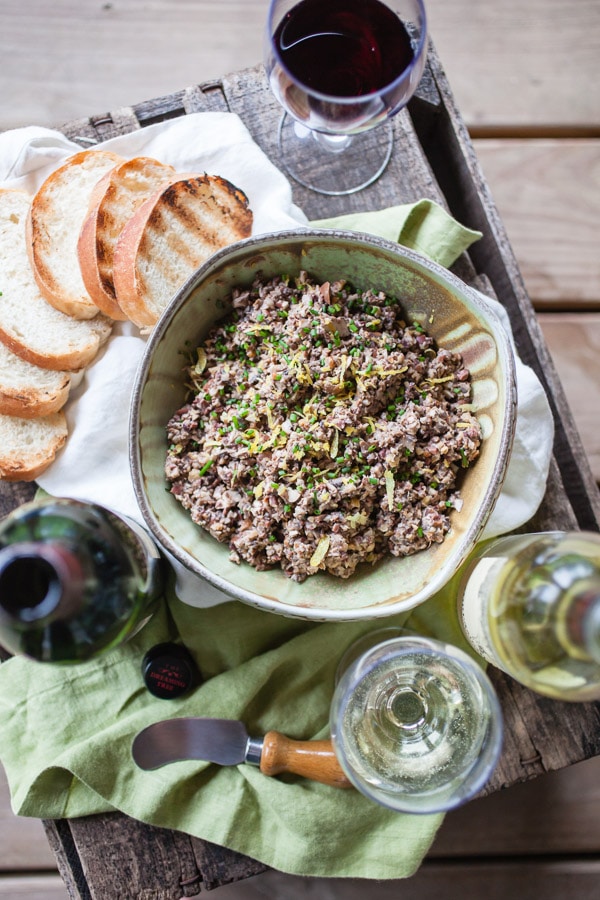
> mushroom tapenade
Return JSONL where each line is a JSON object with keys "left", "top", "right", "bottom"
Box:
{"left": 165, "top": 273, "right": 482, "bottom": 582}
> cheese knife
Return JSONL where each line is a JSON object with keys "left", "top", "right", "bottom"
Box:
{"left": 131, "top": 716, "right": 352, "bottom": 788}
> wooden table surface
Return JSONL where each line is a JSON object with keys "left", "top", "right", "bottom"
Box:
{"left": 0, "top": 1, "right": 599, "bottom": 898}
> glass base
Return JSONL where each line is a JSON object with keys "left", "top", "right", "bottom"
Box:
{"left": 277, "top": 114, "right": 394, "bottom": 196}
{"left": 330, "top": 634, "right": 503, "bottom": 814}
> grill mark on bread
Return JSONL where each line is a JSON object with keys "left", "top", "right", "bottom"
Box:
{"left": 160, "top": 182, "right": 220, "bottom": 242}
{"left": 78, "top": 156, "right": 177, "bottom": 320}
{"left": 141, "top": 181, "right": 240, "bottom": 275}
{"left": 96, "top": 204, "right": 116, "bottom": 263}
{"left": 112, "top": 172, "right": 253, "bottom": 328}
{"left": 162, "top": 176, "right": 251, "bottom": 240}
{"left": 95, "top": 208, "right": 115, "bottom": 290}
{"left": 136, "top": 216, "right": 200, "bottom": 300}
{"left": 207, "top": 176, "right": 253, "bottom": 236}
{"left": 99, "top": 275, "right": 117, "bottom": 300}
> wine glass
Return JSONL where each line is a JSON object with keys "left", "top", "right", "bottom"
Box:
{"left": 330, "top": 631, "right": 503, "bottom": 814}
{"left": 264, "top": 0, "right": 428, "bottom": 196}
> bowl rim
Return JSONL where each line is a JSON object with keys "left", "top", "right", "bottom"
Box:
{"left": 129, "top": 228, "right": 517, "bottom": 620}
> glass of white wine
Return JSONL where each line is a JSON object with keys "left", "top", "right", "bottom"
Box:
{"left": 330, "top": 631, "right": 503, "bottom": 814}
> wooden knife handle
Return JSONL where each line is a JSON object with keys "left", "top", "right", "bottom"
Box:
{"left": 259, "top": 731, "right": 353, "bottom": 788}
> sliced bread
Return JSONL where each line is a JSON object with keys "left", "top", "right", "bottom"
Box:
{"left": 0, "top": 411, "right": 67, "bottom": 481}
{"left": 113, "top": 174, "right": 253, "bottom": 328}
{"left": 78, "top": 156, "right": 177, "bottom": 320}
{"left": 0, "top": 340, "right": 71, "bottom": 417}
{"left": 27, "top": 149, "right": 124, "bottom": 319}
{"left": 0, "top": 189, "right": 112, "bottom": 371}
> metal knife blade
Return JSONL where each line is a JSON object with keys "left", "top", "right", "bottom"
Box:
{"left": 131, "top": 717, "right": 353, "bottom": 788}
{"left": 132, "top": 717, "right": 259, "bottom": 769}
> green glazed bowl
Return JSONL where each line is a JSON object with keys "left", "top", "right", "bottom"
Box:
{"left": 130, "top": 230, "right": 517, "bottom": 621}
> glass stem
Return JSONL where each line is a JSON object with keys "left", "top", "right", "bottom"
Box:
{"left": 311, "top": 131, "right": 353, "bottom": 154}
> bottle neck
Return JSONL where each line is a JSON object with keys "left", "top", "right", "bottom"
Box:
{"left": 0, "top": 542, "right": 85, "bottom": 626}
{"left": 561, "top": 581, "right": 600, "bottom": 664}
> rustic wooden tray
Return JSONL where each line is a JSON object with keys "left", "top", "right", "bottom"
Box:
{"left": 2, "top": 45, "right": 600, "bottom": 898}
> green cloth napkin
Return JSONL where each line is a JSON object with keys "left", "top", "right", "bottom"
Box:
{"left": 312, "top": 199, "right": 482, "bottom": 269}
{"left": 0, "top": 580, "right": 473, "bottom": 880}
{"left": 0, "top": 202, "right": 483, "bottom": 881}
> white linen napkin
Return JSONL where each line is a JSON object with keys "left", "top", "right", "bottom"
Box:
{"left": 0, "top": 114, "right": 554, "bottom": 607}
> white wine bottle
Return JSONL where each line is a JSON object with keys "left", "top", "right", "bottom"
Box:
{"left": 0, "top": 497, "right": 164, "bottom": 664}
{"left": 457, "top": 531, "right": 600, "bottom": 701}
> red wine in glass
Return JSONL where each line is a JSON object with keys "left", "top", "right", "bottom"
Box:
{"left": 265, "top": 0, "right": 428, "bottom": 194}
{"left": 274, "top": 0, "right": 415, "bottom": 100}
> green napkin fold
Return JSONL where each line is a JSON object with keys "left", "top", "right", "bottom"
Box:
{"left": 312, "top": 199, "right": 482, "bottom": 269}
{"left": 0, "top": 201, "right": 482, "bottom": 881}
{"left": 0, "top": 580, "right": 472, "bottom": 880}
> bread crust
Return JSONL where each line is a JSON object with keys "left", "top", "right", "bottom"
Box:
{"left": 113, "top": 174, "right": 253, "bottom": 328}
{"left": 0, "top": 188, "right": 113, "bottom": 371}
{"left": 0, "top": 322, "right": 109, "bottom": 372}
{"left": 77, "top": 156, "right": 177, "bottom": 320}
{"left": 78, "top": 201, "right": 126, "bottom": 320}
{"left": 0, "top": 328, "right": 72, "bottom": 417}
{"left": 112, "top": 189, "right": 160, "bottom": 327}
{"left": 0, "top": 411, "right": 68, "bottom": 482}
{"left": 27, "top": 149, "right": 124, "bottom": 319}
{"left": 0, "top": 365, "right": 71, "bottom": 418}
{"left": 0, "top": 387, "right": 69, "bottom": 418}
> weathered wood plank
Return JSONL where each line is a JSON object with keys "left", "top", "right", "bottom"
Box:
{"left": 0, "top": 0, "right": 598, "bottom": 134}
{"left": 62, "top": 814, "right": 199, "bottom": 900}
{"left": 410, "top": 54, "right": 600, "bottom": 535}
{"left": 0, "top": 0, "right": 267, "bottom": 133}
{"left": 481, "top": 667, "right": 600, "bottom": 795}
{"left": 473, "top": 139, "right": 600, "bottom": 309}
{"left": 428, "top": 0, "right": 600, "bottom": 134}
{"left": 48, "top": 812, "right": 266, "bottom": 899}
{"left": 539, "top": 313, "right": 600, "bottom": 482}
{"left": 220, "top": 65, "right": 445, "bottom": 221}
{"left": 170, "top": 860, "right": 600, "bottom": 899}
{"left": 0, "top": 767, "right": 56, "bottom": 871}
{"left": 6, "top": 760, "right": 600, "bottom": 893}
{"left": 0, "top": 877, "right": 68, "bottom": 899}
{"left": 4, "top": 861, "right": 600, "bottom": 900}
{"left": 4, "top": 751, "right": 595, "bottom": 893}
{"left": 433, "top": 755, "right": 600, "bottom": 857}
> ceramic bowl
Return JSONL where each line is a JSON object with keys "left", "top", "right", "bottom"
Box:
{"left": 130, "top": 230, "right": 517, "bottom": 621}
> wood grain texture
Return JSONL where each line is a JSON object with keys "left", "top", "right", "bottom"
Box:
{"left": 41, "top": 812, "right": 267, "bottom": 899}
{"left": 0, "top": 0, "right": 598, "bottom": 133}
{"left": 159, "top": 860, "right": 600, "bottom": 900}
{"left": 433, "top": 755, "right": 600, "bottom": 857}
{"left": 473, "top": 139, "right": 600, "bottom": 308}
{"left": 0, "top": 877, "right": 68, "bottom": 899}
{"left": 0, "top": 0, "right": 266, "bottom": 132}
{"left": 0, "top": 766, "right": 56, "bottom": 871}
{"left": 428, "top": 0, "right": 600, "bottom": 134}
{"left": 539, "top": 313, "right": 600, "bottom": 482}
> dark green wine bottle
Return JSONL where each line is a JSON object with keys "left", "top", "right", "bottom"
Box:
{"left": 0, "top": 497, "right": 164, "bottom": 663}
